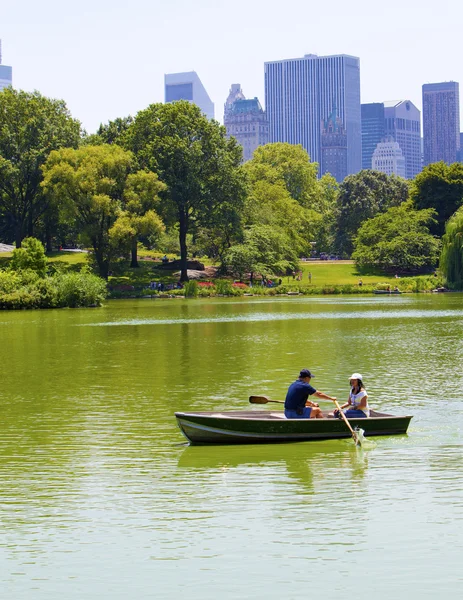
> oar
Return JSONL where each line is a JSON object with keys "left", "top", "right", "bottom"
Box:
{"left": 249, "top": 395, "right": 284, "bottom": 405}
{"left": 333, "top": 399, "right": 361, "bottom": 446}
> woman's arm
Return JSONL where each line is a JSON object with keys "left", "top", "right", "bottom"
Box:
{"left": 340, "top": 393, "right": 351, "bottom": 410}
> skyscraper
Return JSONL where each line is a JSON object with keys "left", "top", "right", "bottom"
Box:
{"left": 372, "top": 138, "right": 406, "bottom": 178}
{"left": 422, "top": 81, "right": 460, "bottom": 165}
{"left": 320, "top": 104, "right": 348, "bottom": 182}
{"left": 0, "top": 40, "right": 13, "bottom": 91}
{"left": 361, "top": 103, "right": 385, "bottom": 170}
{"left": 224, "top": 84, "right": 268, "bottom": 162}
{"left": 384, "top": 100, "right": 421, "bottom": 179}
{"left": 265, "top": 54, "right": 361, "bottom": 175}
{"left": 164, "top": 71, "right": 214, "bottom": 120}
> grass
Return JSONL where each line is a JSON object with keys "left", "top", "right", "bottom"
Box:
{"left": 0, "top": 250, "right": 441, "bottom": 297}
{"left": 286, "top": 261, "right": 401, "bottom": 287}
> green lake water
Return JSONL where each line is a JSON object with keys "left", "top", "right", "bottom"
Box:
{"left": 1, "top": 294, "right": 462, "bottom": 599}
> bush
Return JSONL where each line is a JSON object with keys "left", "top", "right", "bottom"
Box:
{"left": 10, "top": 237, "right": 48, "bottom": 277}
{"left": 215, "top": 280, "right": 234, "bottom": 295}
{"left": 183, "top": 280, "right": 199, "bottom": 298}
{"left": 54, "top": 271, "right": 107, "bottom": 307}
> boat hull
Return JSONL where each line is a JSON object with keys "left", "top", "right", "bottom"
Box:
{"left": 175, "top": 410, "right": 413, "bottom": 445}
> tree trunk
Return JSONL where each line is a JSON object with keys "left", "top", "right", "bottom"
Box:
{"left": 15, "top": 225, "right": 23, "bottom": 248}
{"left": 45, "top": 223, "right": 53, "bottom": 253}
{"left": 130, "top": 237, "right": 139, "bottom": 268}
{"left": 179, "top": 209, "right": 189, "bottom": 282}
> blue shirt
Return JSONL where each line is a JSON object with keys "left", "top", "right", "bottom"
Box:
{"left": 285, "top": 380, "right": 317, "bottom": 410}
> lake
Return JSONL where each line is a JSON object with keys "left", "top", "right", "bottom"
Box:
{"left": 1, "top": 294, "right": 462, "bottom": 599}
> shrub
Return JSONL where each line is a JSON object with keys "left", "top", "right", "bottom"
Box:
{"left": 215, "top": 280, "right": 234, "bottom": 295}
{"left": 55, "top": 271, "right": 107, "bottom": 307}
{"left": 183, "top": 280, "right": 199, "bottom": 298}
{"left": 10, "top": 237, "right": 48, "bottom": 277}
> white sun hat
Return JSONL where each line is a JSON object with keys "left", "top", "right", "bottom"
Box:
{"left": 349, "top": 373, "right": 363, "bottom": 380}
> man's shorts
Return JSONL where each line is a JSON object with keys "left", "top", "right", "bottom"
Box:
{"left": 284, "top": 407, "right": 312, "bottom": 419}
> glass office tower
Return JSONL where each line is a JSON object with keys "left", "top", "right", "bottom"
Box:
{"left": 0, "top": 40, "right": 12, "bottom": 91}
{"left": 423, "top": 81, "right": 460, "bottom": 165}
{"left": 164, "top": 71, "right": 214, "bottom": 120}
{"left": 361, "top": 103, "right": 385, "bottom": 170}
{"left": 265, "top": 54, "right": 361, "bottom": 175}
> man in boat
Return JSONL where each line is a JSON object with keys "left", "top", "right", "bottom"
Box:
{"left": 284, "top": 369, "right": 336, "bottom": 419}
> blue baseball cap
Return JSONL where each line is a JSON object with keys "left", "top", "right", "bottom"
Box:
{"left": 299, "top": 369, "right": 314, "bottom": 378}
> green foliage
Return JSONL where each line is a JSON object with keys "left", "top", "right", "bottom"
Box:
{"left": 0, "top": 267, "right": 106, "bottom": 309}
{"left": 335, "top": 170, "right": 409, "bottom": 256}
{"left": 0, "top": 88, "right": 81, "bottom": 246}
{"left": 224, "top": 225, "right": 298, "bottom": 280}
{"left": 42, "top": 144, "right": 164, "bottom": 278}
{"left": 214, "top": 280, "right": 234, "bottom": 295}
{"left": 124, "top": 101, "right": 247, "bottom": 281}
{"left": 244, "top": 143, "right": 319, "bottom": 208}
{"left": 10, "top": 237, "right": 48, "bottom": 277}
{"left": 183, "top": 280, "right": 199, "bottom": 298}
{"left": 352, "top": 202, "right": 440, "bottom": 272}
{"left": 411, "top": 162, "right": 463, "bottom": 237}
{"left": 439, "top": 206, "right": 463, "bottom": 289}
{"left": 54, "top": 271, "right": 107, "bottom": 307}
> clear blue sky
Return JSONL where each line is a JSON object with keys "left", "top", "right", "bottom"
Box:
{"left": 2, "top": 0, "right": 461, "bottom": 132}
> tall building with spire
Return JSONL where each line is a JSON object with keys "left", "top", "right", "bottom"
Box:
{"left": 224, "top": 84, "right": 268, "bottom": 162}
{"left": 164, "top": 71, "right": 214, "bottom": 120}
{"left": 320, "top": 103, "right": 348, "bottom": 182}
{"left": 0, "top": 40, "right": 13, "bottom": 91}
{"left": 265, "top": 53, "right": 361, "bottom": 175}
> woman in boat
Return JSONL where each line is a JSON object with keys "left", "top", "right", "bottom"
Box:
{"left": 335, "top": 373, "right": 369, "bottom": 418}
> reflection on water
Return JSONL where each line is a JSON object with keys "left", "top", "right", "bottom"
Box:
{"left": 1, "top": 294, "right": 463, "bottom": 599}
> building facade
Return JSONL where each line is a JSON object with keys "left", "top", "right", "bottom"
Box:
{"left": 223, "top": 84, "right": 268, "bottom": 162}
{"left": 0, "top": 40, "right": 12, "bottom": 91}
{"left": 320, "top": 104, "right": 348, "bottom": 182}
{"left": 422, "top": 81, "right": 460, "bottom": 166}
{"left": 265, "top": 54, "right": 361, "bottom": 175}
{"left": 383, "top": 100, "right": 421, "bottom": 179}
{"left": 372, "top": 138, "right": 406, "bottom": 177}
{"left": 164, "top": 71, "right": 214, "bottom": 120}
{"left": 361, "top": 103, "right": 385, "bottom": 170}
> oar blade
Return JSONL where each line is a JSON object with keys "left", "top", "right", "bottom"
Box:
{"left": 249, "top": 395, "right": 270, "bottom": 404}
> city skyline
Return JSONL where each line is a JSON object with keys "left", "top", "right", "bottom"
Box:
{"left": 2, "top": 0, "right": 463, "bottom": 133}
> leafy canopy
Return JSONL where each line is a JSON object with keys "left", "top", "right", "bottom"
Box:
{"left": 124, "top": 101, "right": 247, "bottom": 280}
{"left": 410, "top": 161, "right": 463, "bottom": 237}
{"left": 439, "top": 206, "right": 463, "bottom": 289}
{"left": 0, "top": 88, "right": 81, "bottom": 246}
{"left": 352, "top": 201, "right": 440, "bottom": 272}
{"left": 335, "top": 170, "right": 409, "bottom": 256}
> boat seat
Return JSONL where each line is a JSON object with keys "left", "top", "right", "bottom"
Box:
{"left": 269, "top": 412, "right": 287, "bottom": 419}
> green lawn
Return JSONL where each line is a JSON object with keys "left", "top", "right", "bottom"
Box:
{"left": 288, "top": 261, "right": 399, "bottom": 287}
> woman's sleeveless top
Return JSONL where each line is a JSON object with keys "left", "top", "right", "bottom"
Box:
{"left": 349, "top": 389, "right": 370, "bottom": 417}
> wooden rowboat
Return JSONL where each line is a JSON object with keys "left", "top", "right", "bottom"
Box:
{"left": 175, "top": 409, "right": 413, "bottom": 445}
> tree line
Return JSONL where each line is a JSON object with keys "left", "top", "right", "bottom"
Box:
{"left": 2, "top": 88, "right": 463, "bottom": 287}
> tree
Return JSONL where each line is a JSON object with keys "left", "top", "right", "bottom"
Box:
{"left": 10, "top": 237, "right": 48, "bottom": 277}
{"left": 244, "top": 143, "right": 320, "bottom": 209}
{"left": 334, "top": 170, "right": 409, "bottom": 256}
{"left": 439, "top": 206, "right": 463, "bottom": 289}
{"left": 42, "top": 145, "right": 164, "bottom": 278}
{"left": 84, "top": 116, "right": 134, "bottom": 146}
{"left": 124, "top": 101, "right": 247, "bottom": 281}
{"left": 352, "top": 202, "right": 440, "bottom": 272}
{"left": 410, "top": 162, "right": 463, "bottom": 237}
{"left": 224, "top": 225, "right": 299, "bottom": 283}
{"left": 0, "top": 89, "right": 81, "bottom": 247}
{"left": 111, "top": 170, "right": 166, "bottom": 267}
